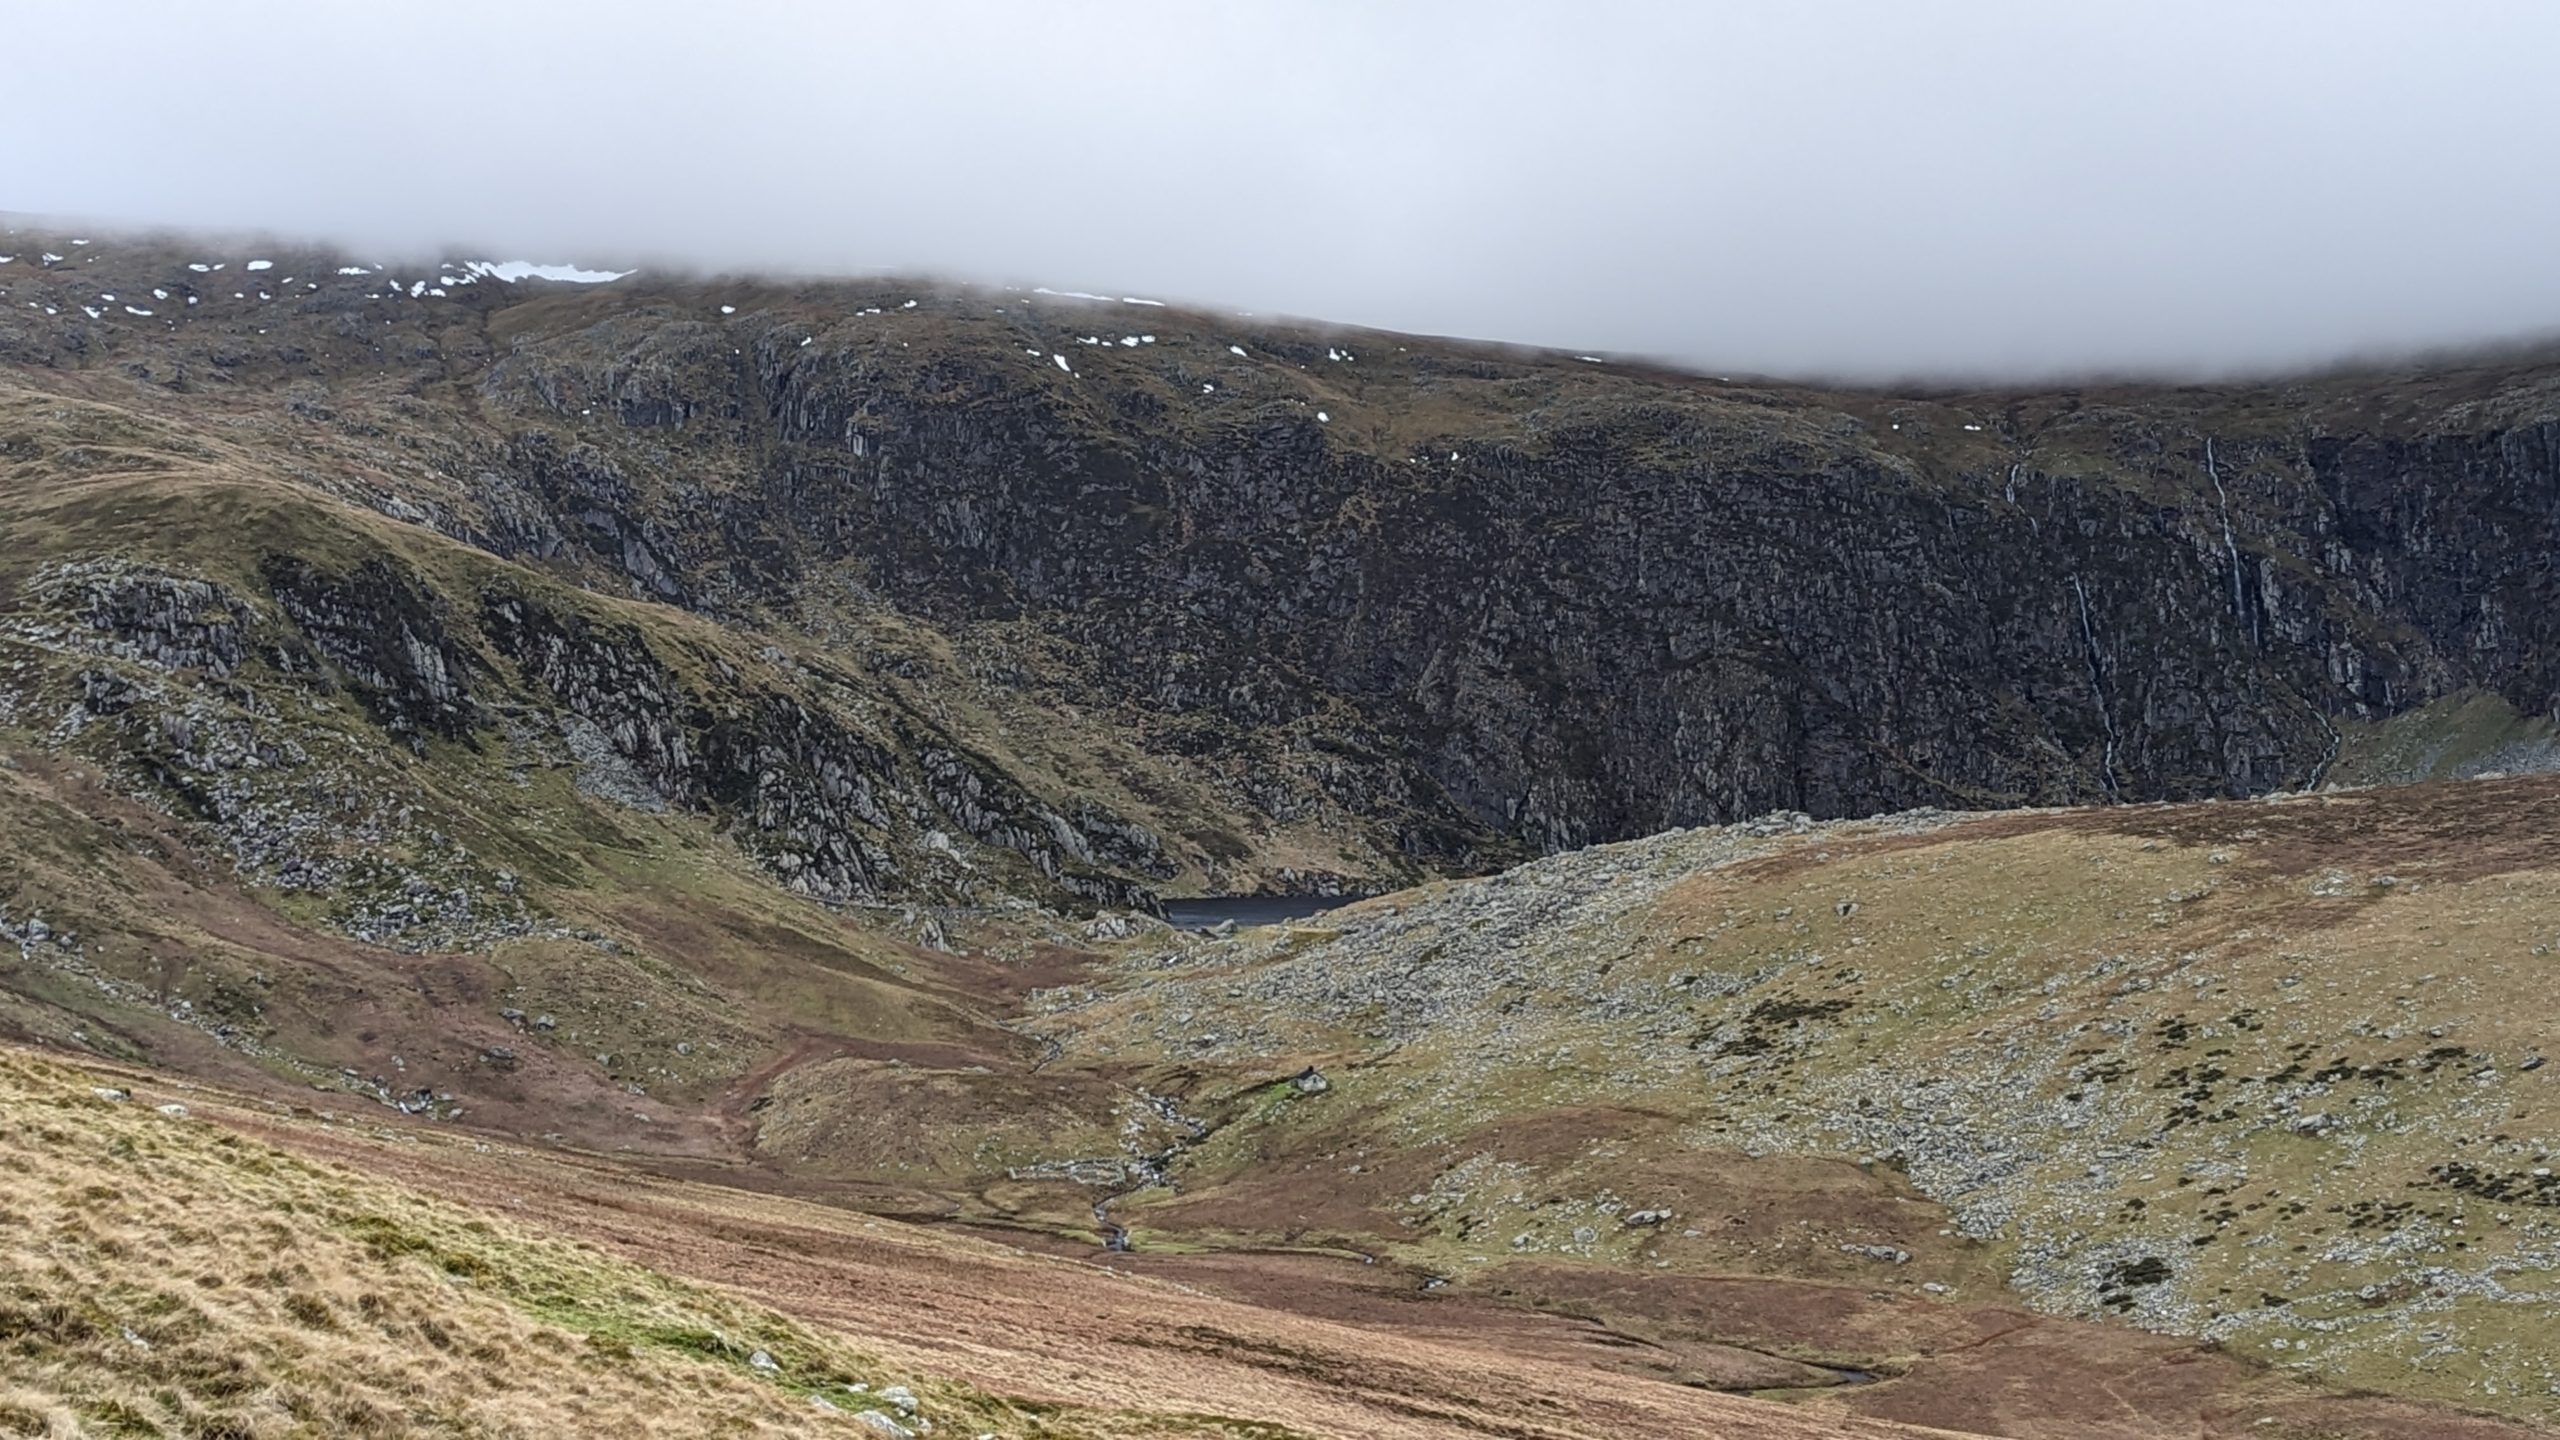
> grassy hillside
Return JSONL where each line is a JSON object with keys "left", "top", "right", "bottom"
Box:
{"left": 1038, "top": 778, "right": 2560, "bottom": 1431}
{"left": 9, "top": 220, "right": 2560, "bottom": 1438}
{"left": 0, "top": 1045, "right": 1066, "bottom": 1439}
{"left": 0, "top": 1044, "right": 1976, "bottom": 1440}
{"left": 17, "top": 676, "right": 2554, "bottom": 1434}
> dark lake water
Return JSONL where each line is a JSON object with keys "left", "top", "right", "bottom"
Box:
{"left": 1159, "top": 894, "right": 1362, "bottom": 930}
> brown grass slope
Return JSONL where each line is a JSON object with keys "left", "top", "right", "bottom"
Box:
{"left": 7, "top": 222, "right": 2560, "bottom": 1438}
{"left": 1042, "top": 776, "right": 2560, "bottom": 1434}
{"left": 0, "top": 1043, "right": 1976, "bottom": 1440}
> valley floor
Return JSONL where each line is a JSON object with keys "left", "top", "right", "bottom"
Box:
{"left": 5, "top": 1044, "right": 1964, "bottom": 1440}
{"left": 11, "top": 220, "right": 2560, "bottom": 1439}
{"left": 7, "top": 1027, "right": 2547, "bottom": 1440}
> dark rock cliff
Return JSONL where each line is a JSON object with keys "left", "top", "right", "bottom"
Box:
{"left": 470, "top": 328, "right": 2560, "bottom": 850}
{"left": 5, "top": 229, "right": 2559, "bottom": 866}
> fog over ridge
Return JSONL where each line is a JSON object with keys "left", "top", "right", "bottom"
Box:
{"left": 11, "top": 0, "right": 2559, "bottom": 382}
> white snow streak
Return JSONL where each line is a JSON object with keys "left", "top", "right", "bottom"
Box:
{"left": 458, "top": 260, "right": 631, "bottom": 284}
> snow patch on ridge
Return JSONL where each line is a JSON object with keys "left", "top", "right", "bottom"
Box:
{"left": 1033, "top": 287, "right": 1166, "bottom": 307}
{"left": 456, "top": 260, "right": 632, "bottom": 285}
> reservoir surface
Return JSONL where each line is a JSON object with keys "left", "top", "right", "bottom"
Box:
{"left": 1159, "top": 894, "right": 1363, "bottom": 930}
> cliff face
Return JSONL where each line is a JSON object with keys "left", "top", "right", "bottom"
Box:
{"left": 4, "top": 226, "right": 2559, "bottom": 878}
{"left": 471, "top": 300, "right": 2560, "bottom": 852}
{"left": 16, "top": 228, "right": 2560, "bottom": 1440}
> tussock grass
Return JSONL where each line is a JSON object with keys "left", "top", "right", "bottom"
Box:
{"left": 0, "top": 1049, "right": 1274, "bottom": 1439}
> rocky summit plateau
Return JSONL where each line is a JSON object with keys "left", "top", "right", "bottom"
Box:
{"left": 5, "top": 219, "right": 2560, "bottom": 1440}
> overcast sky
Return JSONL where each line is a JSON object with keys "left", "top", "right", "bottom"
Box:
{"left": 13, "top": 1, "right": 2560, "bottom": 379}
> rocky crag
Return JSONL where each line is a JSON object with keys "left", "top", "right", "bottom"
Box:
{"left": 11, "top": 222, "right": 2560, "bottom": 1438}
{"left": 4, "top": 221, "right": 2559, "bottom": 880}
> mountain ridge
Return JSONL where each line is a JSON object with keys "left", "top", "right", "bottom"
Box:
{"left": 9, "top": 221, "right": 2560, "bottom": 878}
{"left": 8, "top": 219, "right": 2560, "bottom": 1437}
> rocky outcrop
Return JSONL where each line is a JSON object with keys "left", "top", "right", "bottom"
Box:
{"left": 2303, "top": 421, "right": 2560, "bottom": 715}
{"left": 906, "top": 740, "right": 1165, "bottom": 906}
{"left": 8, "top": 226, "right": 2560, "bottom": 864}
{"left": 262, "top": 556, "right": 476, "bottom": 751}
{"left": 480, "top": 589, "right": 1160, "bottom": 909}
{"left": 478, "top": 348, "right": 2434, "bottom": 848}
{"left": 36, "top": 562, "right": 253, "bottom": 677}
{"left": 443, "top": 315, "right": 2560, "bottom": 852}
{"left": 699, "top": 689, "right": 903, "bottom": 902}
{"left": 3, "top": 544, "right": 1182, "bottom": 947}
{"left": 503, "top": 432, "right": 690, "bottom": 603}
{"left": 481, "top": 593, "right": 696, "bottom": 804}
